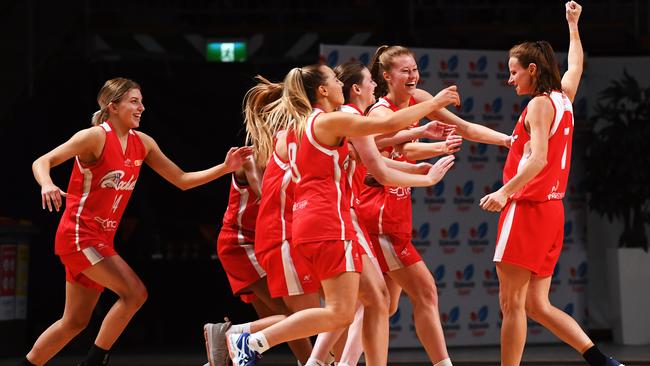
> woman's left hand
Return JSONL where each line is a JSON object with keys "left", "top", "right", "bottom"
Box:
{"left": 479, "top": 189, "right": 508, "bottom": 212}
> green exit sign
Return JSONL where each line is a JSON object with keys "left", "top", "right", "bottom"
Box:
{"left": 206, "top": 42, "right": 247, "bottom": 62}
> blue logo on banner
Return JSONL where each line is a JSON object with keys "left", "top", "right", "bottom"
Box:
{"left": 564, "top": 303, "right": 575, "bottom": 316}
{"left": 458, "top": 97, "right": 474, "bottom": 113}
{"left": 359, "top": 52, "right": 370, "bottom": 65}
{"left": 449, "top": 307, "right": 460, "bottom": 323}
{"left": 512, "top": 97, "right": 531, "bottom": 121}
{"left": 469, "top": 56, "right": 487, "bottom": 72}
{"left": 413, "top": 222, "right": 432, "bottom": 251}
{"left": 434, "top": 265, "right": 445, "bottom": 281}
{"left": 419, "top": 223, "right": 430, "bottom": 239}
{"left": 469, "top": 305, "right": 490, "bottom": 335}
{"left": 438, "top": 55, "right": 460, "bottom": 81}
{"left": 569, "top": 261, "right": 588, "bottom": 290}
{"left": 454, "top": 181, "right": 475, "bottom": 210}
{"left": 424, "top": 181, "right": 446, "bottom": 208}
{"left": 419, "top": 54, "right": 430, "bottom": 70}
{"left": 439, "top": 223, "right": 461, "bottom": 253}
{"left": 482, "top": 266, "right": 499, "bottom": 295}
{"left": 442, "top": 306, "right": 461, "bottom": 333}
{"left": 442, "top": 222, "right": 459, "bottom": 239}
{"left": 433, "top": 181, "right": 444, "bottom": 196}
{"left": 327, "top": 50, "right": 339, "bottom": 67}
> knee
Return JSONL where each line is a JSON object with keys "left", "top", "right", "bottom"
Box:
{"left": 61, "top": 315, "right": 91, "bottom": 334}
{"left": 499, "top": 291, "right": 526, "bottom": 316}
{"left": 411, "top": 282, "right": 439, "bottom": 310}
{"left": 525, "top": 297, "right": 549, "bottom": 321}
{"left": 327, "top": 304, "right": 356, "bottom": 328}
{"left": 123, "top": 283, "right": 148, "bottom": 311}
{"left": 360, "top": 283, "right": 389, "bottom": 314}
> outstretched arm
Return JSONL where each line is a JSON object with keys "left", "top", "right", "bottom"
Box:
{"left": 375, "top": 120, "right": 455, "bottom": 149}
{"left": 413, "top": 88, "right": 511, "bottom": 147}
{"left": 561, "top": 1, "right": 583, "bottom": 102}
{"left": 139, "top": 132, "right": 253, "bottom": 191}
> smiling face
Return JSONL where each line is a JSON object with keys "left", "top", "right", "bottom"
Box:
{"left": 110, "top": 88, "right": 144, "bottom": 129}
{"left": 508, "top": 57, "right": 535, "bottom": 96}
{"left": 384, "top": 54, "right": 419, "bottom": 97}
{"left": 356, "top": 67, "right": 377, "bottom": 108}
{"left": 318, "top": 65, "right": 345, "bottom": 107}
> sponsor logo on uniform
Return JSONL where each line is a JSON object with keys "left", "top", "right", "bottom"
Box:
{"left": 388, "top": 186, "right": 411, "bottom": 200}
{"left": 454, "top": 264, "right": 475, "bottom": 296}
{"left": 548, "top": 180, "right": 565, "bottom": 200}
{"left": 468, "top": 305, "right": 490, "bottom": 336}
{"left": 438, "top": 55, "right": 460, "bottom": 85}
{"left": 424, "top": 181, "right": 446, "bottom": 212}
{"left": 412, "top": 223, "right": 431, "bottom": 253}
{"left": 455, "top": 97, "right": 475, "bottom": 121}
{"left": 441, "top": 306, "right": 461, "bottom": 338}
{"left": 94, "top": 216, "right": 118, "bottom": 231}
{"left": 99, "top": 170, "right": 137, "bottom": 191}
{"left": 569, "top": 261, "right": 588, "bottom": 292}
{"left": 453, "top": 181, "right": 475, "bottom": 212}
{"left": 467, "top": 55, "right": 488, "bottom": 86}
{"left": 293, "top": 200, "right": 308, "bottom": 212}
{"left": 123, "top": 158, "right": 143, "bottom": 167}
{"left": 482, "top": 97, "right": 504, "bottom": 125}
{"left": 439, "top": 222, "right": 460, "bottom": 254}
{"left": 468, "top": 143, "right": 489, "bottom": 171}
{"left": 483, "top": 266, "right": 499, "bottom": 295}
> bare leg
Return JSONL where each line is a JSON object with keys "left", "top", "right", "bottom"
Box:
{"left": 261, "top": 272, "right": 359, "bottom": 349}
{"left": 525, "top": 275, "right": 593, "bottom": 352}
{"left": 388, "top": 261, "right": 448, "bottom": 363}
{"left": 383, "top": 274, "right": 402, "bottom": 316}
{"left": 82, "top": 255, "right": 148, "bottom": 350}
{"left": 25, "top": 282, "right": 101, "bottom": 365}
{"left": 355, "top": 255, "right": 389, "bottom": 366}
{"left": 496, "top": 262, "right": 531, "bottom": 366}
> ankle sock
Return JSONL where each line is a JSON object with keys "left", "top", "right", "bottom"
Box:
{"left": 80, "top": 344, "right": 110, "bottom": 366}
{"left": 583, "top": 345, "right": 607, "bottom": 366}
{"left": 247, "top": 332, "right": 270, "bottom": 354}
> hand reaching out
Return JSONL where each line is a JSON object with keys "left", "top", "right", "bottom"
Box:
{"left": 223, "top": 146, "right": 254, "bottom": 172}
{"left": 420, "top": 120, "right": 456, "bottom": 140}
{"left": 427, "top": 155, "right": 455, "bottom": 184}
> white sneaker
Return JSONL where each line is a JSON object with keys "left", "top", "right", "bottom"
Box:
{"left": 204, "top": 319, "right": 232, "bottom": 366}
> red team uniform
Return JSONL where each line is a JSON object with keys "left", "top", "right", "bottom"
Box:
{"left": 255, "top": 138, "right": 319, "bottom": 298}
{"left": 494, "top": 91, "right": 574, "bottom": 276}
{"left": 289, "top": 108, "right": 363, "bottom": 280}
{"left": 358, "top": 97, "right": 421, "bottom": 273}
{"left": 339, "top": 104, "right": 377, "bottom": 261}
{"left": 217, "top": 175, "right": 265, "bottom": 301}
{"left": 55, "top": 122, "right": 146, "bottom": 291}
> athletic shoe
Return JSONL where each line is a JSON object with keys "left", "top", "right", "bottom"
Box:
{"left": 605, "top": 357, "right": 625, "bottom": 366}
{"left": 204, "top": 319, "right": 232, "bottom": 366}
{"left": 226, "top": 332, "right": 260, "bottom": 366}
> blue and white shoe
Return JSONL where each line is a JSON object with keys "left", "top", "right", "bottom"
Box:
{"left": 605, "top": 357, "right": 625, "bottom": 366}
{"left": 226, "top": 332, "right": 260, "bottom": 366}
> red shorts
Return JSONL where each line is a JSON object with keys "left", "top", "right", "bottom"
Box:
{"left": 293, "top": 240, "right": 363, "bottom": 281}
{"left": 256, "top": 240, "right": 320, "bottom": 298}
{"left": 369, "top": 232, "right": 422, "bottom": 273}
{"left": 494, "top": 199, "right": 564, "bottom": 277}
{"left": 217, "top": 230, "right": 266, "bottom": 295}
{"left": 59, "top": 244, "right": 117, "bottom": 292}
{"left": 350, "top": 209, "right": 377, "bottom": 259}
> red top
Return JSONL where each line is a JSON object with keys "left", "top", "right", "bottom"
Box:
{"left": 357, "top": 97, "right": 418, "bottom": 235}
{"left": 55, "top": 122, "right": 146, "bottom": 255}
{"left": 504, "top": 91, "right": 574, "bottom": 202}
{"left": 255, "top": 142, "right": 294, "bottom": 254}
{"left": 340, "top": 103, "right": 366, "bottom": 209}
{"left": 220, "top": 174, "right": 260, "bottom": 244}
{"left": 290, "top": 109, "right": 356, "bottom": 244}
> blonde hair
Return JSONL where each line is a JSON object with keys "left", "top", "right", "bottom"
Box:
{"left": 91, "top": 77, "right": 141, "bottom": 126}
{"left": 243, "top": 65, "right": 325, "bottom": 161}
{"left": 243, "top": 76, "right": 284, "bottom": 167}
{"left": 369, "top": 45, "right": 415, "bottom": 98}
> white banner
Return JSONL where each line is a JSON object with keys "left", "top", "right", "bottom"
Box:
{"left": 320, "top": 44, "right": 588, "bottom": 346}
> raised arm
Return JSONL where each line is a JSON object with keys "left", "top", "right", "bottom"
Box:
{"left": 479, "top": 96, "right": 553, "bottom": 212}
{"left": 561, "top": 1, "right": 583, "bottom": 102}
{"left": 32, "top": 127, "right": 105, "bottom": 211}
{"left": 139, "top": 132, "right": 253, "bottom": 191}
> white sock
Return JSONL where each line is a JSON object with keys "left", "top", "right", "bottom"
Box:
{"left": 227, "top": 322, "right": 251, "bottom": 335}
{"left": 434, "top": 358, "right": 453, "bottom": 366}
{"left": 247, "top": 332, "right": 270, "bottom": 354}
{"left": 338, "top": 363, "right": 350, "bottom": 366}
{"left": 305, "top": 357, "right": 325, "bottom": 366}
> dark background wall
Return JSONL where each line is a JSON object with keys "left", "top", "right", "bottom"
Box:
{"left": 0, "top": 0, "right": 648, "bottom": 356}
